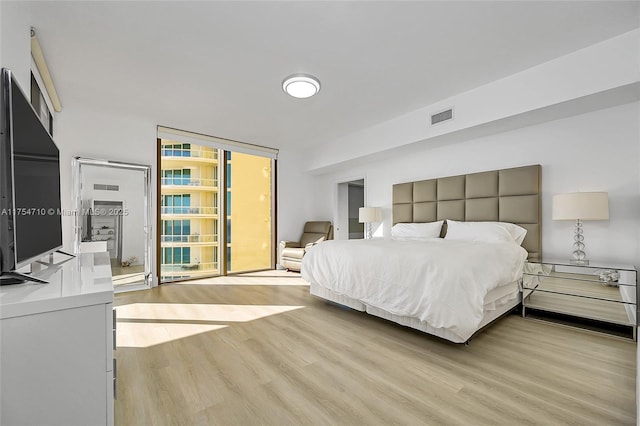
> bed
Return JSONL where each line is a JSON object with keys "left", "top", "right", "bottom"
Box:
{"left": 302, "top": 165, "right": 541, "bottom": 343}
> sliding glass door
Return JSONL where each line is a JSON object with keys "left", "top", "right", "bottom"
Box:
{"left": 226, "top": 152, "right": 272, "bottom": 273}
{"left": 159, "top": 135, "right": 275, "bottom": 282}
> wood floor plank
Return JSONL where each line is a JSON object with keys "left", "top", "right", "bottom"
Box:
{"left": 114, "top": 270, "right": 636, "bottom": 425}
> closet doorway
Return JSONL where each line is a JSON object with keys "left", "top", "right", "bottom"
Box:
{"left": 336, "top": 178, "right": 365, "bottom": 240}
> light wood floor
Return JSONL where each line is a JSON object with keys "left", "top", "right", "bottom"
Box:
{"left": 114, "top": 270, "right": 636, "bottom": 425}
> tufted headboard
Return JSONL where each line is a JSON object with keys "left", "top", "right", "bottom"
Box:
{"left": 392, "top": 165, "right": 541, "bottom": 259}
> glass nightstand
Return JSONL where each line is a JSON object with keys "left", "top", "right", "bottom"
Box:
{"left": 522, "top": 258, "right": 637, "bottom": 340}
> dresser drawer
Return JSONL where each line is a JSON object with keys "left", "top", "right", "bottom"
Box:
{"left": 523, "top": 259, "right": 637, "bottom": 339}
{"left": 523, "top": 271, "right": 634, "bottom": 301}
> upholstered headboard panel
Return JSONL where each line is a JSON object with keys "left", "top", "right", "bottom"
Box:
{"left": 392, "top": 165, "right": 541, "bottom": 259}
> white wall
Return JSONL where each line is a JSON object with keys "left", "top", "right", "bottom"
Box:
{"left": 311, "top": 102, "right": 640, "bottom": 266}
{"left": 307, "top": 29, "right": 639, "bottom": 174}
{"left": 275, "top": 149, "right": 325, "bottom": 242}
{"left": 0, "top": 2, "right": 31, "bottom": 91}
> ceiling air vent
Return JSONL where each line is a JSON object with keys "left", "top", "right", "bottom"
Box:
{"left": 430, "top": 108, "right": 454, "bottom": 126}
{"left": 94, "top": 184, "right": 119, "bottom": 191}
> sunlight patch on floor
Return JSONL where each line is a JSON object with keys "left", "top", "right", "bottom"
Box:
{"left": 117, "top": 303, "right": 305, "bottom": 322}
{"left": 116, "top": 303, "right": 305, "bottom": 348}
{"left": 117, "top": 322, "right": 228, "bottom": 348}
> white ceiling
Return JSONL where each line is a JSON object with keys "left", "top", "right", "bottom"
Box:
{"left": 29, "top": 1, "right": 639, "bottom": 153}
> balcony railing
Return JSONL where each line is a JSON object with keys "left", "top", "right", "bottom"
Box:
{"left": 160, "top": 234, "right": 218, "bottom": 243}
{"left": 161, "top": 148, "right": 218, "bottom": 160}
{"left": 161, "top": 206, "right": 218, "bottom": 215}
{"left": 161, "top": 177, "right": 218, "bottom": 187}
{"left": 161, "top": 262, "right": 219, "bottom": 272}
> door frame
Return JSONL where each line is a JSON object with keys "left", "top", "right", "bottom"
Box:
{"left": 334, "top": 175, "right": 367, "bottom": 240}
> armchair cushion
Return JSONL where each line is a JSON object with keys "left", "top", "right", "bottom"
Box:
{"left": 280, "top": 240, "right": 301, "bottom": 249}
{"left": 281, "top": 246, "right": 305, "bottom": 260}
{"left": 279, "top": 221, "right": 332, "bottom": 272}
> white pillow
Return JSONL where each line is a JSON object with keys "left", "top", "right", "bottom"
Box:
{"left": 444, "top": 220, "right": 515, "bottom": 243}
{"left": 391, "top": 221, "right": 443, "bottom": 240}
{"left": 490, "top": 221, "right": 527, "bottom": 245}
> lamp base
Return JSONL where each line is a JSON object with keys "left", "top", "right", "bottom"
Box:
{"left": 570, "top": 219, "right": 588, "bottom": 266}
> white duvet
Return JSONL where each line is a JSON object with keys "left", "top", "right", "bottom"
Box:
{"left": 301, "top": 238, "right": 527, "bottom": 339}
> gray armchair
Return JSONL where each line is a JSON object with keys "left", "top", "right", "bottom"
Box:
{"left": 279, "top": 221, "right": 333, "bottom": 272}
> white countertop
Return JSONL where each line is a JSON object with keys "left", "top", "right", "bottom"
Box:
{"left": 0, "top": 252, "right": 114, "bottom": 319}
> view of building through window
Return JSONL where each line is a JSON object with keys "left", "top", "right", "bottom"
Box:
{"left": 159, "top": 140, "right": 272, "bottom": 282}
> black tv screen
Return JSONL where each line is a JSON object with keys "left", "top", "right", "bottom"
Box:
{"left": 0, "top": 69, "right": 62, "bottom": 271}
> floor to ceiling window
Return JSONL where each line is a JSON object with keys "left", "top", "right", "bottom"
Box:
{"left": 226, "top": 151, "right": 273, "bottom": 273}
{"left": 158, "top": 127, "right": 276, "bottom": 283}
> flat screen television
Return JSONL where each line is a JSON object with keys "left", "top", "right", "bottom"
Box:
{"left": 0, "top": 68, "right": 63, "bottom": 284}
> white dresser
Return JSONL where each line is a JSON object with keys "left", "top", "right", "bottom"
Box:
{"left": 0, "top": 252, "right": 115, "bottom": 426}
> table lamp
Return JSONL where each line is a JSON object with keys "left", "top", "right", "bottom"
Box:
{"left": 359, "top": 207, "right": 382, "bottom": 239}
{"left": 552, "top": 192, "right": 609, "bottom": 265}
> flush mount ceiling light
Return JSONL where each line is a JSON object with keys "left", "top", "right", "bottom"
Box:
{"left": 282, "top": 73, "right": 321, "bottom": 99}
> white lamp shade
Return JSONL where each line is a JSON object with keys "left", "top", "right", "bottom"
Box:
{"left": 552, "top": 192, "right": 609, "bottom": 221}
{"left": 359, "top": 207, "right": 382, "bottom": 223}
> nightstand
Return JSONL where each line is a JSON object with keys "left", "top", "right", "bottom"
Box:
{"left": 522, "top": 258, "right": 637, "bottom": 340}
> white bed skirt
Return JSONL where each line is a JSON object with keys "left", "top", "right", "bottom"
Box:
{"left": 310, "top": 281, "right": 521, "bottom": 343}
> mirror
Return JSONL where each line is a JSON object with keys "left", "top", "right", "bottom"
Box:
{"left": 73, "top": 157, "right": 152, "bottom": 291}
